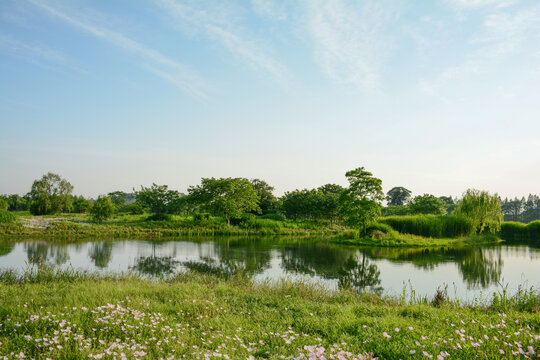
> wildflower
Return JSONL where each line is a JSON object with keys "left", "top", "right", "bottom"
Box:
{"left": 383, "top": 332, "right": 391, "bottom": 339}
{"left": 395, "top": 328, "right": 400, "bottom": 332}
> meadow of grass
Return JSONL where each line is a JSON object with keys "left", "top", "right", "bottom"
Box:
{"left": 0, "top": 267, "right": 538, "bottom": 359}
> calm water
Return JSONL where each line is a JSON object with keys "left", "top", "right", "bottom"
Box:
{"left": 1, "top": 238, "right": 539, "bottom": 302}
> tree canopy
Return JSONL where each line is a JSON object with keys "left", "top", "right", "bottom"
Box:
{"left": 90, "top": 196, "right": 115, "bottom": 223}
{"left": 453, "top": 189, "right": 503, "bottom": 234}
{"left": 386, "top": 187, "right": 412, "bottom": 206}
{"left": 28, "top": 173, "right": 74, "bottom": 215}
{"left": 339, "top": 167, "right": 384, "bottom": 234}
{"left": 250, "top": 179, "right": 277, "bottom": 215}
{"left": 408, "top": 194, "right": 448, "bottom": 215}
{"left": 188, "top": 177, "right": 260, "bottom": 225}
{"left": 134, "top": 183, "right": 182, "bottom": 214}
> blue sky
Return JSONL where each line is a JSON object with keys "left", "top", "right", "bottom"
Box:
{"left": 1, "top": 0, "right": 539, "bottom": 199}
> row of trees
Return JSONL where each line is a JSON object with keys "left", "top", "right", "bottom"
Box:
{"left": 2, "top": 170, "right": 535, "bottom": 230}
{"left": 500, "top": 195, "right": 540, "bottom": 223}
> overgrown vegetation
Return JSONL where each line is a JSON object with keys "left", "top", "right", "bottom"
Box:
{"left": 380, "top": 215, "right": 475, "bottom": 238}
{"left": 0, "top": 268, "right": 538, "bottom": 359}
{"left": 499, "top": 220, "right": 540, "bottom": 245}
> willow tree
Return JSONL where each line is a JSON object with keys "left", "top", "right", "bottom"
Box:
{"left": 29, "top": 173, "right": 74, "bottom": 215}
{"left": 453, "top": 189, "right": 503, "bottom": 234}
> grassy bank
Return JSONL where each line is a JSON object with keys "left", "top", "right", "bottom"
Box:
{"left": 333, "top": 233, "right": 502, "bottom": 248}
{"left": 0, "top": 269, "right": 538, "bottom": 359}
{"left": 500, "top": 221, "right": 540, "bottom": 246}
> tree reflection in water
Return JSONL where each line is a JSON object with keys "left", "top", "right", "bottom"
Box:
{"left": 133, "top": 241, "right": 179, "bottom": 277}
{"left": 0, "top": 241, "right": 14, "bottom": 257}
{"left": 25, "top": 242, "right": 69, "bottom": 265}
{"left": 282, "top": 242, "right": 382, "bottom": 294}
{"left": 183, "top": 238, "right": 271, "bottom": 278}
{"left": 89, "top": 241, "right": 114, "bottom": 268}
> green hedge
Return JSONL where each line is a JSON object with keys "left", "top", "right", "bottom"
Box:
{"left": 380, "top": 215, "right": 474, "bottom": 238}
{"left": 500, "top": 221, "right": 540, "bottom": 245}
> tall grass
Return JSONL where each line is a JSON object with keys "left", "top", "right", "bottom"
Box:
{"left": 499, "top": 220, "right": 540, "bottom": 245}
{"left": 380, "top": 214, "right": 475, "bottom": 238}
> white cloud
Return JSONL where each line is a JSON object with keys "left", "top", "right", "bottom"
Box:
{"left": 304, "top": 0, "right": 399, "bottom": 91}
{"left": 158, "top": 0, "right": 289, "bottom": 88}
{"left": 29, "top": 1, "right": 208, "bottom": 99}
{"left": 251, "top": 0, "right": 288, "bottom": 21}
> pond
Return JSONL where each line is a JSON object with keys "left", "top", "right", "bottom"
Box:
{"left": 1, "top": 238, "right": 539, "bottom": 302}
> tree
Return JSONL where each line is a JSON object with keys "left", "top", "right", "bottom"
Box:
{"left": 339, "top": 167, "right": 384, "bottom": 235}
{"left": 90, "top": 196, "right": 115, "bottom": 223}
{"left": 453, "top": 189, "right": 503, "bottom": 234}
{"left": 72, "top": 195, "right": 93, "bottom": 213}
{"left": 28, "top": 173, "right": 74, "bottom": 215}
{"left": 439, "top": 196, "right": 457, "bottom": 213}
{"left": 386, "top": 187, "right": 412, "bottom": 206}
{"left": 0, "top": 197, "right": 8, "bottom": 211}
{"left": 188, "top": 177, "right": 260, "bottom": 225}
{"left": 318, "top": 184, "right": 345, "bottom": 224}
{"left": 250, "top": 179, "right": 278, "bottom": 215}
{"left": 134, "top": 183, "right": 181, "bottom": 214}
{"left": 408, "top": 194, "right": 447, "bottom": 215}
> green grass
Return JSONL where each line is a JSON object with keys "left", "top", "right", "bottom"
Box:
{"left": 332, "top": 233, "right": 502, "bottom": 247}
{"left": 0, "top": 268, "right": 538, "bottom": 359}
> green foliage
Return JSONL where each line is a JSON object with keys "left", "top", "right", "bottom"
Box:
{"left": 0, "top": 210, "right": 17, "bottom": 225}
{"left": 107, "top": 191, "right": 132, "bottom": 209}
{"left": 382, "top": 205, "right": 410, "bottom": 216}
{"left": 188, "top": 177, "right": 260, "bottom": 225}
{"left": 72, "top": 195, "right": 93, "bottom": 213}
{"left": 134, "top": 183, "right": 182, "bottom": 214}
{"left": 259, "top": 213, "right": 286, "bottom": 221}
{"left": 29, "top": 172, "right": 74, "bottom": 215}
{"left": 281, "top": 189, "right": 322, "bottom": 220}
{"left": 90, "top": 196, "right": 115, "bottom": 224}
{"left": 453, "top": 189, "right": 503, "bottom": 234}
{"left": 339, "top": 167, "right": 384, "bottom": 234}
{"left": 193, "top": 213, "right": 211, "bottom": 225}
{"left": 0, "top": 197, "right": 8, "bottom": 211}
{"left": 146, "top": 213, "right": 173, "bottom": 221}
{"left": 385, "top": 187, "right": 411, "bottom": 206}
{"left": 408, "top": 194, "right": 447, "bottom": 215}
{"left": 499, "top": 221, "right": 540, "bottom": 245}
{"left": 380, "top": 215, "right": 475, "bottom": 238}
{"left": 122, "top": 203, "right": 145, "bottom": 215}
{"left": 3, "top": 194, "right": 30, "bottom": 211}
{"left": 250, "top": 179, "right": 278, "bottom": 215}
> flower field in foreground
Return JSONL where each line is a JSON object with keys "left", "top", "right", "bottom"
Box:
{"left": 0, "top": 272, "right": 538, "bottom": 359}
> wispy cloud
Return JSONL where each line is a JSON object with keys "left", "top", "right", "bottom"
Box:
{"left": 445, "top": 0, "right": 517, "bottom": 10}
{"left": 157, "top": 0, "right": 289, "bottom": 88}
{"left": 0, "top": 34, "right": 82, "bottom": 72}
{"left": 304, "top": 0, "right": 399, "bottom": 91}
{"left": 29, "top": 1, "right": 208, "bottom": 99}
{"left": 420, "top": 3, "right": 540, "bottom": 101}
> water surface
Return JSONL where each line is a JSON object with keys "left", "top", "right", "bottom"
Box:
{"left": 0, "top": 238, "right": 539, "bottom": 302}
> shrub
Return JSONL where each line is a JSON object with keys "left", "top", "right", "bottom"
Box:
{"left": 365, "top": 222, "right": 393, "bottom": 234}
{"left": 380, "top": 215, "right": 474, "bottom": 238}
{"left": 500, "top": 221, "right": 540, "bottom": 245}
{"left": 193, "top": 213, "right": 211, "bottom": 225}
{"left": 146, "top": 213, "right": 173, "bottom": 221}
{"left": 90, "top": 196, "right": 115, "bottom": 224}
{"left": 120, "top": 203, "right": 145, "bottom": 215}
{"left": 0, "top": 210, "right": 17, "bottom": 225}
{"left": 230, "top": 213, "right": 256, "bottom": 227}
{"left": 0, "top": 198, "right": 8, "bottom": 211}
{"left": 259, "top": 213, "right": 286, "bottom": 221}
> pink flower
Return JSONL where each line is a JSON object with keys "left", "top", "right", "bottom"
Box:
{"left": 383, "top": 332, "right": 391, "bottom": 339}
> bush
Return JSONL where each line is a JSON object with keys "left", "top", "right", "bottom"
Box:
{"left": 146, "top": 213, "right": 173, "bottom": 221}
{"left": 365, "top": 222, "right": 394, "bottom": 234}
{"left": 500, "top": 221, "right": 540, "bottom": 245}
{"left": 120, "top": 203, "right": 145, "bottom": 215}
{"left": 380, "top": 215, "right": 474, "bottom": 238}
{"left": 230, "top": 213, "right": 256, "bottom": 227}
{"left": 90, "top": 196, "right": 115, "bottom": 224}
{"left": 259, "top": 213, "right": 286, "bottom": 221}
{"left": 0, "top": 210, "right": 17, "bottom": 225}
{"left": 193, "top": 213, "right": 211, "bottom": 225}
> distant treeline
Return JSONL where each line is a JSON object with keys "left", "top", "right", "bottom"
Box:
{"left": 500, "top": 195, "right": 540, "bottom": 223}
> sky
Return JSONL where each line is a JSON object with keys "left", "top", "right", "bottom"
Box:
{"left": 1, "top": 0, "right": 539, "bottom": 199}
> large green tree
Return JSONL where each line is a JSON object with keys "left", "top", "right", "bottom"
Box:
{"left": 408, "top": 194, "right": 447, "bottom": 215}
{"left": 339, "top": 167, "right": 384, "bottom": 235}
{"left": 134, "top": 184, "right": 181, "bottom": 214}
{"left": 188, "top": 177, "right": 260, "bottom": 225}
{"left": 250, "top": 179, "right": 277, "bottom": 215}
{"left": 453, "top": 189, "right": 503, "bottom": 234}
{"left": 385, "top": 186, "right": 412, "bottom": 206}
{"left": 28, "top": 173, "right": 74, "bottom": 215}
